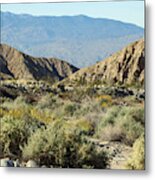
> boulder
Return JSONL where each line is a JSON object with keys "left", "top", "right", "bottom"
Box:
{"left": 0, "top": 158, "right": 14, "bottom": 167}
{"left": 26, "top": 160, "right": 38, "bottom": 168}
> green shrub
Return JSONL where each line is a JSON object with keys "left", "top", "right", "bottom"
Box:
{"left": 0, "top": 115, "right": 40, "bottom": 157}
{"left": 126, "top": 134, "right": 145, "bottom": 170}
{"left": 98, "top": 125, "right": 125, "bottom": 141}
{"left": 22, "top": 120, "right": 109, "bottom": 168}
{"left": 2, "top": 96, "right": 28, "bottom": 110}
{"left": 64, "top": 103, "right": 80, "bottom": 116}
{"left": 95, "top": 106, "right": 144, "bottom": 145}
{"left": 66, "top": 119, "right": 95, "bottom": 136}
{"left": 36, "top": 93, "right": 55, "bottom": 109}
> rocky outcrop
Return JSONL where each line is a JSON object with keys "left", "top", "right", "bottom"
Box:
{"left": 0, "top": 44, "right": 78, "bottom": 83}
{"left": 60, "top": 39, "right": 144, "bottom": 87}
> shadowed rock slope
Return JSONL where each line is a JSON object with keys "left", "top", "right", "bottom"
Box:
{"left": 0, "top": 44, "right": 78, "bottom": 82}
{"left": 59, "top": 39, "right": 144, "bottom": 87}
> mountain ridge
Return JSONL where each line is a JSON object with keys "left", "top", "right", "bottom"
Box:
{"left": 57, "top": 39, "right": 144, "bottom": 87}
{"left": 0, "top": 44, "right": 78, "bottom": 82}
{"left": 2, "top": 11, "right": 143, "bottom": 28}
{"left": 1, "top": 11, "right": 144, "bottom": 68}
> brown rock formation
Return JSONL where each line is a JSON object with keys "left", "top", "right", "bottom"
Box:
{"left": 0, "top": 44, "right": 78, "bottom": 83}
{"left": 60, "top": 39, "right": 144, "bottom": 87}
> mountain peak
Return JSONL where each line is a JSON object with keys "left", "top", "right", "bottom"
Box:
{"left": 59, "top": 39, "right": 144, "bottom": 87}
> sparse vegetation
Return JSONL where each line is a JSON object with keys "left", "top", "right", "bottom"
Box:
{"left": 22, "top": 120, "right": 109, "bottom": 168}
{"left": 0, "top": 82, "right": 145, "bottom": 169}
{"left": 0, "top": 83, "right": 145, "bottom": 169}
{"left": 95, "top": 106, "right": 144, "bottom": 146}
{"left": 126, "top": 134, "right": 145, "bottom": 170}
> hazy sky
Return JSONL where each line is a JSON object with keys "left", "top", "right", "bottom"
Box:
{"left": 1, "top": 1, "right": 145, "bottom": 28}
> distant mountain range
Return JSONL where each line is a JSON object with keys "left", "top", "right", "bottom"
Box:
{"left": 0, "top": 44, "right": 78, "bottom": 82}
{"left": 58, "top": 39, "right": 144, "bottom": 87}
{"left": 1, "top": 12, "right": 144, "bottom": 68}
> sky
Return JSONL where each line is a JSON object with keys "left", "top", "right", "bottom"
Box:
{"left": 1, "top": 0, "right": 145, "bottom": 28}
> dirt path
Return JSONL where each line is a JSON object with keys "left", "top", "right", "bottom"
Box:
{"left": 107, "top": 142, "right": 132, "bottom": 169}
{"left": 89, "top": 138, "right": 133, "bottom": 169}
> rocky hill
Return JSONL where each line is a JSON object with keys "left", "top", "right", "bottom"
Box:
{"left": 0, "top": 44, "right": 78, "bottom": 83}
{"left": 58, "top": 39, "right": 144, "bottom": 87}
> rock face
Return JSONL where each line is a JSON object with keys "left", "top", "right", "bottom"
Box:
{"left": 0, "top": 44, "right": 78, "bottom": 83}
{"left": 60, "top": 39, "right": 144, "bottom": 86}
